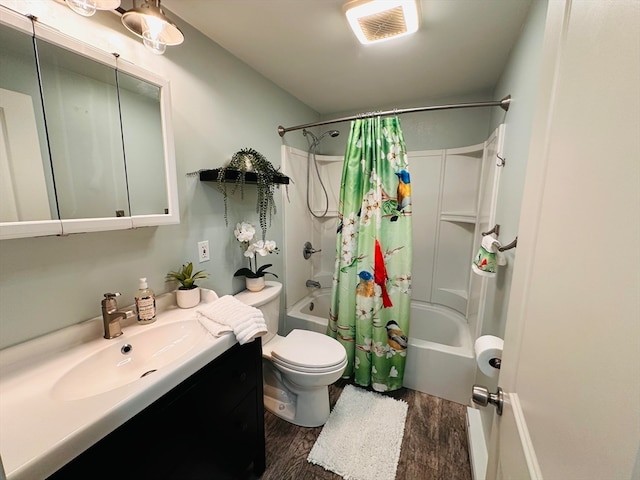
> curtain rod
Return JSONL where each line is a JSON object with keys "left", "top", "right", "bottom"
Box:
{"left": 278, "top": 95, "right": 511, "bottom": 137}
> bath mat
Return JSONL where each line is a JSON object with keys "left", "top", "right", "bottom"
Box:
{"left": 307, "top": 384, "right": 408, "bottom": 480}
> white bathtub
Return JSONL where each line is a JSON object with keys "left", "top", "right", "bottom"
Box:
{"left": 286, "top": 289, "right": 475, "bottom": 404}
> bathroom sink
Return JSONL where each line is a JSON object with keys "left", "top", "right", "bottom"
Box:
{"left": 52, "top": 320, "right": 207, "bottom": 401}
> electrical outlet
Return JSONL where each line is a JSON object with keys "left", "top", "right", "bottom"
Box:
{"left": 198, "top": 240, "right": 210, "bottom": 262}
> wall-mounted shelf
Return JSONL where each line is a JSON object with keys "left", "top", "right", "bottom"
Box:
{"left": 199, "top": 169, "right": 290, "bottom": 185}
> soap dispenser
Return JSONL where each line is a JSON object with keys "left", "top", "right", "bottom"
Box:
{"left": 135, "top": 277, "right": 156, "bottom": 324}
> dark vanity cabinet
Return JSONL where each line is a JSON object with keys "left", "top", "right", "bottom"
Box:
{"left": 48, "top": 340, "right": 265, "bottom": 480}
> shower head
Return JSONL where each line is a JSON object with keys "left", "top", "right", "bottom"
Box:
{"left": 303, "top": 129, "right": 340, "bottom": 147}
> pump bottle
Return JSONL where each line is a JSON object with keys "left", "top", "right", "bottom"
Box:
{"left": 135, "top": 277, "right": 156, "bottom": 324}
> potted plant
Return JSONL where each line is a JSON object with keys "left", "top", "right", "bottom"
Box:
{"left": 166, "top": 262, "right": 209, "bottom": 308}
{"left": 233, "top": 221, "right": 278, "bottom": 292}
{"left": 217, "top": 148, "right": 283, "bottom": 240}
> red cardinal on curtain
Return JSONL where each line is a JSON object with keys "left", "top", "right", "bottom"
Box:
{"left": 374, "top": 239, "right": 393, "bottom": 308}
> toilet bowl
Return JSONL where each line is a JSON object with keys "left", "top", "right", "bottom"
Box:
{"left": 235, "top": 281, "right": 347, "bottom": 427}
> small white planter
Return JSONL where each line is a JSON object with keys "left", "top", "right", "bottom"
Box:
{"left": 245, "top": 277, "right": 265, "bottom": 292}
{"left": 176, "top": 287, "right": 200, "bottom": 308}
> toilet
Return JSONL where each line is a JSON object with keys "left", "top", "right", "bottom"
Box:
{"left": 235, "top": 281, "right": 347, "bottom": 427}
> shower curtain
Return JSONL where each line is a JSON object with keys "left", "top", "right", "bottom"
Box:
{"left": 328, "top": 116, "right": 412, "bottom": 392}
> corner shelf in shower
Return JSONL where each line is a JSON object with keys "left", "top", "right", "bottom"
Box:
{"left": 440, "top": 212, "right": 477, "bottom": 224}
{"left": 198, "top": 169, "right": 290, "bottom": 185}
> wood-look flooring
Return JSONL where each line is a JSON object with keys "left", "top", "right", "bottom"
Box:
{"left": 259, "top": 379, "right": 473, "bottom": 480}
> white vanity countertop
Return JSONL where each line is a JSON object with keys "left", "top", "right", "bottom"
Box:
{"left": 0, "top": 290, "right": 235, "bottom": 480}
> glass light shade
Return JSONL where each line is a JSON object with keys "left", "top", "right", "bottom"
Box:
{"left": 66, "top": 0, "right": 121, "bottom": 16}
{"left": 143, "top": 30, "right": 167, "bottom": 55}
{"left": 66, "top": 0, "right": 97, "bottom": 17}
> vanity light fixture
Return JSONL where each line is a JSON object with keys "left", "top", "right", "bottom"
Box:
{"left": 343, "top": 0, "right": 420, "bottom": 45}
{"left": 121, "top": 0, "right": 184, "bottom": 55}
{"left": 65, "top": 0, "right": 121, "bottom": 17}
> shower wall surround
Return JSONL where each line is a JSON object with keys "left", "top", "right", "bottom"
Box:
{"left": 282, "top": 125, "right": 504, "bottom": 339}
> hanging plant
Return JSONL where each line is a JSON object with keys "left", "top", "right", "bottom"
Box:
{"left": 216, "top": 148, "right": 282, "bottom": 239}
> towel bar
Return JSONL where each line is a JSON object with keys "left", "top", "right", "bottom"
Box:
{"left": 498, "top": 237, "right": 518, "bottom": 252}
{"left": 482, "top": 224, "right": 500, "bottom": 236}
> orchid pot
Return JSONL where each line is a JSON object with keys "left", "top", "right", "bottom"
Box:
{"left": 244, "top": 277, "right": 266, "bottom": 292}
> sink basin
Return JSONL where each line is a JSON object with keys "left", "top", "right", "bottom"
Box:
{"left": 52, "top": 320, "right": 207, "bottom": 401}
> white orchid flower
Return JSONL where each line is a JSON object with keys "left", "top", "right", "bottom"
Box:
{"left": 234, "top": 222, "right": 255, "bottom": 242}
{"left": 253, "top": 239, "right": 278, "bottom": 256}
{"left": 243, "top": 243, "right": 256, "bottom": 258}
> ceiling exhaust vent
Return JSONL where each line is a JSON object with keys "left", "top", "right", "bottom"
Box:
{"left": 344, "top": 0, "right": 420, "bottom": 45}
{"left": 357, "top": 6, "right": 407, "bottom": 42}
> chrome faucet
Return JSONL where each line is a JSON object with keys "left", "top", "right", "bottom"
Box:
{"left": 305, "top": 280, "right": 321, "bottom": 289}
{"left": 101, "top": 292, "right": 130, "bottom": 339}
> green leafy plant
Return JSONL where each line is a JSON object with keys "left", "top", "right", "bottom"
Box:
{"left": 217, "top": 148, "right": 283, "bottom": 239}
{"left": 165, "top": 262, "right": 208, "bottom": 290}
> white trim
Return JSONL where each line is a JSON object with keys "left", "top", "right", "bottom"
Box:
{"left": 467, "top": 407, "right": 488, "bottom": 480}
{"left": 509, "top": 393, "right": 543, "bottom": 479}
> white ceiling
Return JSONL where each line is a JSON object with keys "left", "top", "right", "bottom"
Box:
{"left": 161, "top": 0, "right": 533, "bottom": 115}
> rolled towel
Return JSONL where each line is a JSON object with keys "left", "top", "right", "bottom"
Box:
{"left": 197, "top": 295, "right": 267, "bottom": 344}
{"left": 472, "top": 234, "right": 501, "bottom": 277}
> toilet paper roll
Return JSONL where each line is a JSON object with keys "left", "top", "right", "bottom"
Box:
{"left": 474, "top": 335, "right": 504, "bottom": 377}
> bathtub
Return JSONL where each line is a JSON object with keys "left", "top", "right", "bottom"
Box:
{"left": 286, "top": 289, "right": 475, "bottom": 405}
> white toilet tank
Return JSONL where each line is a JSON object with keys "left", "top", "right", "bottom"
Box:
{"left": 234, "top": 281, "right": 282, "bottom": 344}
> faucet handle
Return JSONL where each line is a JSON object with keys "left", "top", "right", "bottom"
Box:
{"left": 102, "top": 292, "right": 121, "bottom": 312}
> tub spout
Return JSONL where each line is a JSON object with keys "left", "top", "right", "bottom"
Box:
{"left": 305, "top": 280, "right": 321, "bottom": 289}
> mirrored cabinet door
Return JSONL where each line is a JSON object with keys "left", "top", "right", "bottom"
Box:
{"left": 0, "top": 17, "right": 59, "bottom": 229}
{"left": 36, "top": 37, "right": 129, "bottom": 221}
{"left": 117, "top": 70, "right": 169, "bottom": 217}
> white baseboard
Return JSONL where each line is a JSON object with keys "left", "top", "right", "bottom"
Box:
{"left": 466, "top": 407, "right": 488, "bottom": 480}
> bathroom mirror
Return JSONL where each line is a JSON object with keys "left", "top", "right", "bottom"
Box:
{"left": 0, "top": 14, "right": 58, "bottom": 230}
{"left": 0, "top": 9, "right": 179, "bottom": 239}
{"left": 35, "top": 35, "right": 129, "bottom": 221}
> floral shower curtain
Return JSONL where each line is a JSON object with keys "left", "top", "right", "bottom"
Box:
{"left": 328, "top": 116, "right": 412, "bottom": 392}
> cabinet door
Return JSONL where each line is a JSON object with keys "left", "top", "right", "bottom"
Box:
{"left": 36, "top": 37, "right": 129, "bottom": 222}
{"left": 0, "top": 17, "right": 59, "bottom": 236}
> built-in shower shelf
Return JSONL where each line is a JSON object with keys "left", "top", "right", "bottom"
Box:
{"left": 199, "top": 169, "right": 290, "bottom": 185}
{"left": 440, "top": 212, "right": 477, "bottom": 224}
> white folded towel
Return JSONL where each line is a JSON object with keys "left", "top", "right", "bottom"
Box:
{"left": 197, "top": 316, "right": 233, "bottom": 338}
{"left": 197, "top": 295, "right": 267, "bottom": 345}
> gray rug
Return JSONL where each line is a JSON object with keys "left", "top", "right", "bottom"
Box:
{"left": 307, "top": 384, "right": 408, "bottom": 480}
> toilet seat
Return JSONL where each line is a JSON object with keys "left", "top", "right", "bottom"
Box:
{"left": 272, "top": 355, "right": 348, "bottom": 374}
{"left": 270, "top": 329, "right": 347, "bottom": 373}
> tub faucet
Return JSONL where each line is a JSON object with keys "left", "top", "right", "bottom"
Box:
{"left": 101, "top": 292, "right": 131, "bottom": 339}
{"left": 306, "top": 280, "right": 321, "bottom": 289}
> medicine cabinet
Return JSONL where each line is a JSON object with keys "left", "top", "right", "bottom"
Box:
{"left": 0, "top": 8, "right": 179, "bottom": 240}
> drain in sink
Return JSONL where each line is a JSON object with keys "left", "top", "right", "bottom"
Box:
{"left": 140, "top": 369, "right": 157, "bottom": 378}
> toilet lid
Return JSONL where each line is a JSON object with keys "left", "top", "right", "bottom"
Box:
{"left": 271, "top": 329, "right": 346, "bottom": 369}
